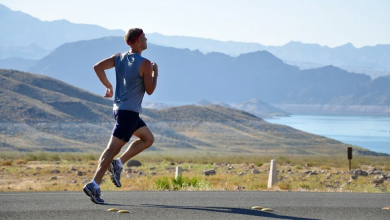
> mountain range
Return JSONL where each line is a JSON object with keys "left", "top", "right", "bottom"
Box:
{"left": 1, "top": 69, "right": 372, "bottom": 155}
{"left": 1, "top": 3, "right": 390, "bottom": 80}
{"left": 147, "top": 33, "right": 390, "bottom": 78}
{"left": 26, "top": 37, "right": 390, "bottom": 115}
{"left": 0, "top": 4, "right": 124, "bottom": 49}
{"left": 0, "top": 43, "right": 51, "bottom": 59}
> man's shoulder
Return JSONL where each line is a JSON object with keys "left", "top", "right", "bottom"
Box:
{"left": 140, "top": 58, "right": 151, "bottom": 68}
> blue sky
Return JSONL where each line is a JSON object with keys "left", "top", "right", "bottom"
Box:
{"left": 1, "top": 0, "right": 389, "bottom": 48}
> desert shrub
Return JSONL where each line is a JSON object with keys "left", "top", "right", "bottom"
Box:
{"left": 255, "top": 162, "right": 264, "bottom": 167}
{"left": 186, "top": 177, "right": 202, "bottom": 187}
{"left": 171, "top": 176, "right": 204, "bottom": 190}
{"left": 299, "top": 183, "right": 310, "bottom": 189}
{"left": 320, "top": 165, "right": 332, "bottom": 170}
{"left": 293, "top": 165, "right": 303, "bottom": 170}
{"left": 51, "top": 154, "right": 60, "bottom": 161}
{"left": 170, "top": 176, "right": 184, "bottom": 190}
{"left": 36, "top": 152, "right": 48, "bottom": 161}
{"left": 86, "top": 154, "right": 97, "bottom": 161}
{"left": 26, "top": 154, "right": 38, "bottom": 161}
{"left": 2, "top": 161, "right": 12, "bottom": 166}
{"left": 15, "top": 159, "right": 27, "bottom": 165}
{"left": 154, "top": 177, "right": 170, "bottom": 190}
{"left": 277, "top": 182, "right": 291, "bottom": 190}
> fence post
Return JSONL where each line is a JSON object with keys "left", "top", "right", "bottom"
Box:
{"left": 267, "top": 160, "right": 277, "bottom": 188}
{"left": 175, "top": 166, "right": 182, "bottom": 180}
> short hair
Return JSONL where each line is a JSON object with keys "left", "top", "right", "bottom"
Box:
{"left": 124, "top": 28, "right": 143, "bottom": 45}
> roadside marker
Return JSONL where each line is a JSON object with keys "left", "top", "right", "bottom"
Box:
{"left": 118, "top": 210, "right": 130, "bottom": 213}
{"left": 348, "top": 147, "right": 352, "bottom": 171}
{"left": 107, "top": 208, "right": 118, "bottom": 212}
{"left": 267, "top": 159, "right": 277, "bottom": 188}
{"left": 175, "top": 166, "right": 182, "bottom": 180}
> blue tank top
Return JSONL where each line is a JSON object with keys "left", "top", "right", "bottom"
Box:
{"left": 113, "top": 52, "right": 146, "bottom": 113}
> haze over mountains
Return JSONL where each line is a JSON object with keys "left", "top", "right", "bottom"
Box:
{"left": 1, "top": 3, "right": 390, "bottom": 80}
{"left": 1, "top": 69, "right": 369, "bottom": 155}
{"left": 27, "top": 36, "right": 390, "bottom": 115}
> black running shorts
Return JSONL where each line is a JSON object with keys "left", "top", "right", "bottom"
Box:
{"left": 111, "top": 110, "right": 147, "bottom": 142}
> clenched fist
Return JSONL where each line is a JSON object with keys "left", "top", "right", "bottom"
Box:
{"left": 152, "top": 62, "right": 158, "bottom": 77}
{"left": 104, "top": 86, "right": 113, "bottom": 98}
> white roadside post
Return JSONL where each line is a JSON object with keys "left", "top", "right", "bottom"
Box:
{"left": 267, "top": 160, "right": 277, "bottom": 188}
{"left": 175, "top": 166, "right": 182, "bottom": 180}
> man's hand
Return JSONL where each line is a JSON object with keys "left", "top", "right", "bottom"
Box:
{"left": 104, "top": 87, "right": 113, "bottom": 98}
{"left": 141, "top": 60, "right": 158, "bottom": 95}
{"left": 94, "top": 54, "right": 117, "bottom": 97}
{"left": 152, "top": 62, "right": 158, "bottom": 77}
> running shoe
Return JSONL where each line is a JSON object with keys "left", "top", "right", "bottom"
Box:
{"left": 83, "top": 182, "right": 104, "bottom": 204}
{"left": 108, "top": 159, "right": 123, "bottom": 187}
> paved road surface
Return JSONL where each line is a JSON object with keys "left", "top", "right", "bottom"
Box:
{"left": 0, "top": 191, "right": 389, "bottom": 220}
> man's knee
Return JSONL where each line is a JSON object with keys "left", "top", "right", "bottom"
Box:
{"left": 143, "top": 133, "right": 154, "bottom": 148}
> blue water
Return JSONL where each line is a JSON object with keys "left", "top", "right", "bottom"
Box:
{"left": 265, "top": 115, "right": 390, "bottom": 154}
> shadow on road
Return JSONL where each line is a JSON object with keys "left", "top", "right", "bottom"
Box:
{"left": 137, "top": 204, "right": 320, "bottom": 220}
{"left": 100, "top": 203, "right": 128, "bottom": 207}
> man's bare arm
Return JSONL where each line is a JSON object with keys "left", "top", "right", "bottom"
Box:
{"left": 93, "top": 54, "right": 117, "bottom": 98}
{"left": 141, "top": 59, "right": 158, "bottom": 95}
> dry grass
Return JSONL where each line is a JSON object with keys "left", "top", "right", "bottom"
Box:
{"left": 0, "top": 152, "right": 389, "bottom": 193}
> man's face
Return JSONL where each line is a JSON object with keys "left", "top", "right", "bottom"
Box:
{"left": 139, "top": 33, "right": 147, "bottom": 50}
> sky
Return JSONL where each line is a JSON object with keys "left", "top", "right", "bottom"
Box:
{"left": 1, "top": 0, "right": 390, "bottom": 48}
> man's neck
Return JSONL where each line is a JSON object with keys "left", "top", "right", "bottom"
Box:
{"left": 130, "top": 48, "right": 142, "bottom": 55}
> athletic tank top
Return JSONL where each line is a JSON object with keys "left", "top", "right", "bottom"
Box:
{"left": 113, "top": 52, "right": 146, "bottom": 113}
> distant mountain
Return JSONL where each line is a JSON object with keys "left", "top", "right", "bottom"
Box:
{"left": 27, "top": 37, "right": 390, "bottom": 116}
{"left": 147, "top": 33, "right": 390, "bottom": 78}
{"left": 1, "top": 69, "right": 364, "bottom": 155}
{"left": 147, "top": 32, "right": 266, "bottom": 57}
{"left": 0, "top": 4, "right": 124, "bottom": 49}
{"left": 233, "top": 99, "right": 290, "bottom": 118}
{"left": 0, "top": 57, "right": 37, "bottom": 72}
{"left": 143, "top": 101, "right": 172, "bottom": 109}
{"left": 196, "top": 100, "right": 213, "bottom": 106}
{"left": 213, "top": 102, "right": 234, "bottom": 109}
{"left": 0, "top": 43, "right": 51, "bottom": 59}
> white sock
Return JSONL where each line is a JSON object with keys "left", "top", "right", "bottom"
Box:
{"left": 91, "top": 180, "right": 100, "bottom": 189}
{"left": 117, "top": 158, "right": 123, "bottom": 168}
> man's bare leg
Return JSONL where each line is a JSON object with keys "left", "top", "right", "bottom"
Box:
{"left": 119, "top": 126, "right": 154, "bottom": 163}
{"left": 93, "top": 135, "right": 126, "bottom": 184}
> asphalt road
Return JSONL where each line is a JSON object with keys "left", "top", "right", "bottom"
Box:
{"left": 0, "top": 191, "right": 389, "bottom": 220}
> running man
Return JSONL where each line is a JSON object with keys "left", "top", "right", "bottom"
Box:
{"left": 83, "top": 28, "right": 158, "bottom": 204}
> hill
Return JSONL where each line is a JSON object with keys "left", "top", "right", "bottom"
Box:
{"left": 0, "top": 69, "right": 362, "bottom": 155}
{"left": 0, "top": 4, "right": 124, "bottom": 49}
{"left": 0, "top": 69, "right": 114, "bottom": 123}
{"left": 27, "top": 37, "right": 390, "bottom": 115}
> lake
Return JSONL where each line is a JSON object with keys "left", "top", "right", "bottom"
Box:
{"left": 265, "top": 115, "right": 390, "bottom": 154}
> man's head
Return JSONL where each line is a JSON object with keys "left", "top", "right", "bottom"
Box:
{"left": 124, "top": 28, "right": 147, "bottom": 50}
